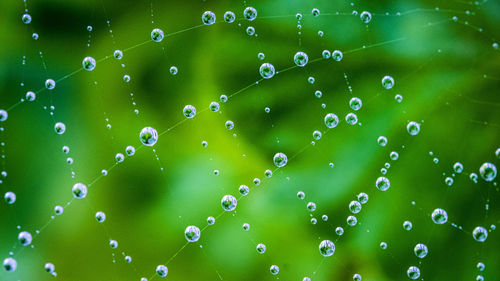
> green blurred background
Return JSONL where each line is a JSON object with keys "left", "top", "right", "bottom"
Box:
{"left": 0, "top": 0, "right": 499, "bottom": 280}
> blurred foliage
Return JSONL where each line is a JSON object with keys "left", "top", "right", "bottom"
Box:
{"left": 0, "top": 0, "right": 499, "bottom": 280}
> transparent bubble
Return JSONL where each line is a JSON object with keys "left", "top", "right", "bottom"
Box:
{"left": 140, "top": 127, "right": 158, "bottom": 146}
{"left": 257, "top": 53, "right": 265, "bottom": 60}
{"left": 184, "top": 225, "right": 201, "bottom": 242}
{"left": 472, "top": 226, "right": 488, "bottom": 242}
{"left": 221, "top": 195, "right": 237, "bottom": 211}
{"left": 357, "top": 193, "right": 369, "bottom": 204}
{"left": 256, "top": 243, "right": 266, "bottom": 254}
{"left": 209, "top": 101, "right": 220, "bottom": 112}
{"left": 259, "top": 63, "right": 275, "bottom": 79}
{"left": 381, "top": 76, "right": 395, "bottom": 89}
{"left": 169, "top": 66, "right": 178, "bottom": 75}
{"left": 225, "top": 120, "right": 234, "bottom": 130}
{"left": 243, "top": 7, "right": 257, "bottom": 21}
{"left": 349, "top": 201, "right": 362, "bottom": 214}
{"left": 123, "top": 75, "right": 131, "bottom": 82}
{"left": 54, "top": 205, "right": 64, "bottom": 215}
{"left": 310, "top": 217, "right": 317, "bottom": 224}
{"left": 263, "top": 169, "right": 272, "bottom": 178}
{"left": 324, "top": 113, "right": 339, "bottom": 128}
{"left": 319, "top": 240, "right": 335, "bottom": 257}
{"left": 109, "top": 240, "right": 118, "bottom": 248}
{"left": 242, "top": 223, "right": 250, "bottom": 231}
{"left": 4, "top": 192, "right": 16, "bottom": 204}
{"left": 253, "top": 178, "right": 261, "bottom": 185}
{"left": 376, "top": 177, "right": 390, "bottom": 191}
{"left": 156, "top": 265, "right": 168, "bottom": 277}
{"left": 496, "top": 148, "right": 500, "bottom": 159}
{"left": 220, "top": 95, "right": 228, "bottom": 103}
{"left": 360, "top": 11, "right": 372, "bottom": 23}
{"left": 297, "top": 191, "right": 305, "bottom": 199}
{"left": 95, "top": 211, "right": 106, "bottom": 223}
{"left": 22, "top": 13, "right": 32, "bottom": 24}
{"left": 115, "top": 153, "right": 124, "bottom": 163}
{"left": 224, "top": 11, "right": 235, "bottom": 23}
{"left": 403, "top": 221, "right": 413, "bottom": 231}
{"left": 312, "top": 130, "right": 322, "bottom": 140}
{"left": 390, "top": 151, "right": 399, "bottom": 161}
{"left": 113, "top": 50, "right": 123, "bottom": 59}
{"left": 332, "top": 50, "right": 343, "bottom": 61}
{"left": 445, "top": 177, "right": 454, "bottom": 186}
{"left": 347, "top": 215, "right": 358, "bottom": 226}
{"left": 350, "top": 97, "right": 362, "bottom": 111}
{"left": 201, "top": 141, "right": 208, "bottom": 147}
{"left": 246, "top": 26, "right": 256, "bottom": 36}
{"left": 407, "top": 266, "right": 420, "bottom": 280}
{"left": 322, "top": 50, "right": 331, "bottom": 59}
{"left": 322, "top": 215, "right": 328, "bottom": 221}
{"left": 273, "top": 152, "right": 288, "bottom": 168}
{"left": 18, "top": 231, "right": 32, "bottom": 246}
{"left": 378, "top": 136, "right": 388, "bottom": 146}
{"left": 479, "top": 162, "right": 497, "bottom": 181}
{"left": 54, "top": 122, "right": 66, "bottom": 134}
{"left": 353, "top": 273, "right": 362, "bottom": 281}
{"left": 407, "top": 121, "right": 420, "bottom": 135}
{"left": 470, "top": 173, "right": 478, "bottom": 183}
{"left": 345, "top": 113, "right": 358, "bottom": 125}
{"left": 303, "top": 277, "right": 311, "bottom": 281}
{"left": 45, "top": 79, "right": 56, "bottom": 90}
{"left": 0, "top": 110, "right": 7, "bottom": 122}
{"left": 26, "top": 91, "right": 36, "bottom": 101}
{"left": 124, "top": 256, "right": 132, "bottom": 263}
{"left": 207, "top": 216, "right": 215, "bottom": 225}
{"left": 308, "top": 77, "right": 315, "bottom": 84}
{"left": 44, "top": 263, "right": 55, "bottom": 273}
{"left": 183, "top": 105, "right": 196, "bottom": 118}
{"left": 312, "top": 8, "right": 320, "bottom": 17}
{"left": 414, "top": 243, "right": 428, "bottom": 258}
{"left": 82, "top": 57, "right": 96, "bottom": 71}
{"left": 336, "top": 226, "right": 344, "bottom": 235}
{"left": 239, "top": 185, "right": 249, "bottom": 196}
{"left": 202, "top": 11, "right": 216, "bottom": 25}
{"left": 72, "top": 183, "right": 87, "bottom": 199}
{"left": 307, "top": 202, "right": 316, "bottom": 212}
{"left": 3, "top": 257, "right": 17, "bottom": 272}
{"left": 380, "top": 242, "right": 387, "bottom": 249}
{"left": 477, "top": 262, "right": 485, "bottom": 271}
{"left": 270, "top": 265, "right": 279, "bottom": 275}
{"left": 431, "top": 208, "right": 448, "bottom": 224}
{"left": 294, "top": 52, "right": 309, "bottom": 67}
{"left": 395, "top": 94, "right": 403, "bottom": 103}
{"left": 151, "top": 28, "right": 164, "bottom": 42}
{"left": 123, "top": 146, "right": 135, "bottom": 157}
